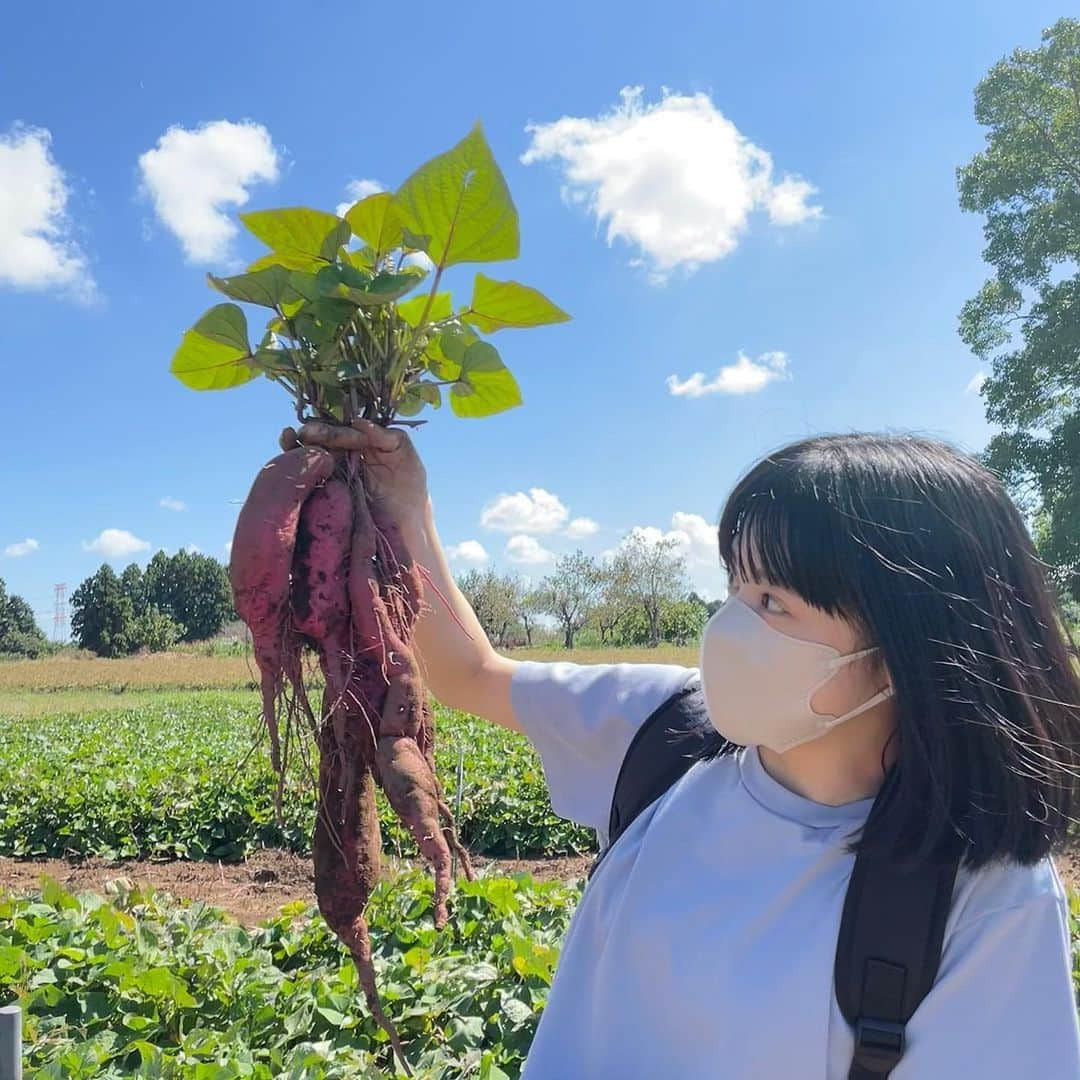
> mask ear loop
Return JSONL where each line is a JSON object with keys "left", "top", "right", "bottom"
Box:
{"left": 814, "top": 646, "right": 895, "bottom": 729}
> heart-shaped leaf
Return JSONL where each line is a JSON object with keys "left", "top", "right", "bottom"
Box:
{"left": 169, "top": 330, "right": 256, "bottom": 391}
{"left": 344, "top": 192, "right": 402, "bottom": 257}
{"left": 240, "top": 207, "right": 350, "bottom": 260}
{"left": 208, "top": 266, "right": 293, "bottom": 308}
{"left": 191, "top": 304, "right": 249, "bottom": 353}
{"left": 393, "top": 123, "right": 518, "bottom": 269}
{"left": 462, "top": 274, "right": 570, "bottom": 333}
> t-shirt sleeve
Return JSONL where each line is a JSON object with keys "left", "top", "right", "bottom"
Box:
{"left": 509, "top": 660, "right": 699, "bottom": 841}
{"left": 891, "top": 872, "right": 1080, "bottom": 1078}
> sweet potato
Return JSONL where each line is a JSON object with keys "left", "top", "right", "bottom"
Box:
{"left": 229, "top": 446, "right": 336, "bottom": 780}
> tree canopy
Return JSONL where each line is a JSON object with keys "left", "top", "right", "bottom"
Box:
{"left": 958, "top": 17, "right": 1080, "bottom": 600}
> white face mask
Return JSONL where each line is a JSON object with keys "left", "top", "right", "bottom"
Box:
{"left": 698, "top": 595, "right": 894, "bottom": 754}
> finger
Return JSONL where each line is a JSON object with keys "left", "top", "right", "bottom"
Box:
{"left": 279, "top": 426, "right": 300, "bottom": 451}
{"left": 296, "top": 420, "right": 366, "bottom": 452}
{"left": 350, "top": 417, "right": 405, "bottom": 452}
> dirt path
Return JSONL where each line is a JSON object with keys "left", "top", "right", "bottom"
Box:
{"left": 4, "top": 844, "right": 1078, "bottom": 926}
{"left": 0, "top": 851, "right": 594, "bottom": 925}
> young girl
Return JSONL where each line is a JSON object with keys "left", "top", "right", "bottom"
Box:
{"left": 295, "top": 421, "right": 1080, "bottom": 1078}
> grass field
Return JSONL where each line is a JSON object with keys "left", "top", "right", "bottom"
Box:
{"left": 0, "top": 644, "right": 700, "bottom": 695}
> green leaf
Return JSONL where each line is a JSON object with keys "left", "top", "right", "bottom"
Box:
{"left": 451, "top": 363, "right": 522, "bottom": 418}
{"left": 401, "top": 227, "right": 431, "bottom": 253}
{"left": 415, "top": 380, "right": 442, "bottom": 408}
{"left": 395, "top": 387, "right": 426, "bottom": 417}
{"left": 169, "top": 330, "right": 256, "bottom": 391}
{"left": 246, "top": 250, "right": 325, "bottom": 273}
{"left": 393, "top": 123, "right": 519, "bottom": 269}
{"left": 240, "top": 207, "right": 350, "bottom": 261}
{"left": 341, "top": 271, "right": 422, "bottom": 307}
{"left": 208, "top": 266, "right": 293, "bottom": 308}
{"left": 344, "top": 193, "right": 402, "bottom": 256}
{"left": 440, "top": 327, "right": 477, "bottom": 365}
{"left": 397, "top": 291, "right": 452, "bottom": 328}
{"left": 191, "top": 304, "right": 249, "bottom": 353}
{"left": 461, "top": 340, "right": 504, "bottom": 374}
{"left": 462, "top": 274, "right": 571, "bottom": 333}
{"left": 250, "top": 347, "right": 295, "bottom": 375}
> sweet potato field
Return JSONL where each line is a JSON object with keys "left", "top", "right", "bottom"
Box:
{"left": 0, "top": 694, "right": 594, "bottom": 863}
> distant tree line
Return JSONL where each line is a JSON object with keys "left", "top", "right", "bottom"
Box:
{"left": 456, "top": 535, "right": 720, "bottom": 650}
{"left": 69, "top": 550, "right": 235, "bottom": 658}
{"left": 0, "top": 578, "right": 51, "bottom": 658}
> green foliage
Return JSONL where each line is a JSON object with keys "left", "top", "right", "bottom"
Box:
{"left": 0, "top": 871, "right": 581, "bottom": 1077}
{"left": 142, "top": 550, "right": 234, "bottom": 643}
{"left": 132, "top": 607, "right": 185, "bottom": 653}
{"left": 70, "top": 566, "right": 139, "bottom": 659}
{"left": 169, "top": 123, "right": 568, "bottom": 427}
{"left": 0, "top": 578, "right": 50, "bottom": 657}
{"left": 612, "top": 596, "right": 708, "bottom": 647}
{"left": 0, "top": 694, "right": 595, "bottom": 862}
{"left": 957, "top": 18, "right": 1080, "bottom": 600}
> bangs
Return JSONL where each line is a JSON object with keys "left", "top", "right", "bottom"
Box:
{"left": 717, "top": 462, "right": 866, "bottom": 623}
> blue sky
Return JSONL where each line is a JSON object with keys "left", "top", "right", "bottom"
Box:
{"left": 1, "top": 2, "right": 1059, "bottom": 637}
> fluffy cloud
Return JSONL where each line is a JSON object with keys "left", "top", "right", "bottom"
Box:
{"left": 82, "top": 529, "right": 151, "bottom": 560}
{"left": 965, "top": 370, "right": 988, "bottom": 395}
{"left": 3, "top": 538, "right": 39, "bottom": 557}
{"left": 447, "top": 540, "right": 489, "bottom": 565}
{"left": 506, "top": 535, "right": 554, "bottom": 565}
{"left": 0, "top": 125, "right": 93, "bottom": 299}
{"left": 481, "top": 488, "right": 569, "bottom": 534}
{"left": 138, "top": 120, "right": 279, "bottom": 263}
{"left": 224, "top": 540, "right": 233, "bottom": 557}
{"left": 565, "top": 517, "right": 599, "bottom": 539}
{"left": 667, "top": 351, "right": 789, "bottom": 397}
{"left": 182, "top": 543, "right": 201, "bottom": 554}
{"left": 159, "top": 496, "right": 187, "bottom": 512}
{"left": 335, "top": 178, "right": 384, "bottom": 218}
{"left": 522, "top": 86, "right": 821, "bottom": 280}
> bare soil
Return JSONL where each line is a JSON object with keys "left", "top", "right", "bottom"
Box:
{"left": 4, "top": 843, "right": 1077, "bottom": 927}
{"left": 0, "top": 850, "right": 594, "bottom": 925}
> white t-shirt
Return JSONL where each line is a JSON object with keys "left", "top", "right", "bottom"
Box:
{"left": 510, "top": 659, "right": 1080, "bottom": 1079}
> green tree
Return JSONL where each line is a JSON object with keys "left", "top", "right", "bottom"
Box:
{"left": 0, "top": 578, "right": 50, "bottom": 657}
{"left": 537, "top": 551, "right": 603, "bottom": 649}
{"left": 70, "top": 565, "right": 138, "bottom": 657}
{"left": 610, "top": 534, "right": 690, "bottom": 647}
{"left": 144, "top": 549, "right": 234, "bottom": 642}
{"left": 120, "top": 562, "right": 147, "bottom": 616}
{"left": 957, "top": 18, "right": 1080, "bottom": 600}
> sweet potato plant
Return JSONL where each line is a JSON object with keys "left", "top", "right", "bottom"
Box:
{"left": 168, "top": 123, "right": 568, "bottom": 1072}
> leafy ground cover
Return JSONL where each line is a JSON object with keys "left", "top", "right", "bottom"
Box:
{"left": 0, "top": 870, "right": 580, "bottom": 1078}
{"left": 0, "top": 692, "right": 594, "bottom": 862}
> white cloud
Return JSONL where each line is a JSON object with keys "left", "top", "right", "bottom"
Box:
{"left": 506, "top": 535, "right": 554, "bottom": 565}
{"left": 0, "top": 124, "right": 93, "bottom": 300}
{"left": 335, "top": 178, "right": 384, "bottom": 218}
{"left": 138, "top": 120, "right": 280, "bottom": 263}
{"left": 667, "top": 351, "right": 789, "bottom": 397}
{"left": 447, "top": 539, "right": 489, "bottom": 564}
{"left": 159, "top": 496, "right": 187, "bottom": 512}
{"left": 565, "top": 516, "right": 599, "bottom": 538}
{"left": 480, "top": 488, "right": 569, "bottom": 534}
{"left": 182, "top": 543, "right": 201, "bottom": 554}
{"left": 521, "top": 86, "right": 822, "bottom": 280}
{"left": 224, "top": 539, "right": 233, "bottom": 557}
{"left": 82, "top": 528, "right": 151, "bottom": 560}
{"left": 3, "top": 538, "right": 39, "bottom": 557}
{"left": 403, "top": 250, "right": 436, "bottom": 272}
{"left": 965, "top": 370, "right": 988, "bottom": 395}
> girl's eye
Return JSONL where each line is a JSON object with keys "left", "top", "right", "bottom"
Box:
{"left": 761, "top": 592, "right": 787, "bottom": 615}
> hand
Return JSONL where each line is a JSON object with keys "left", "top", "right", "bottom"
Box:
{"left": 280, "top": 418, "right": 430, "bottom": 524}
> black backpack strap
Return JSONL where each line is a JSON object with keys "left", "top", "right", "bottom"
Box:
{"left": 588, "top": 678, "right": 731, "bottom": 881}
{"left": 835, "top": 851, "right": 959, "bottom": 1077}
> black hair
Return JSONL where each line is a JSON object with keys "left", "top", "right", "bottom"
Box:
{"left": 710, "top": 432, "right": 1080, "bottom": 869}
